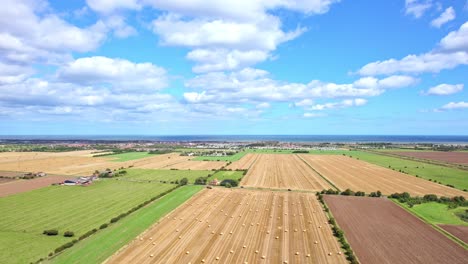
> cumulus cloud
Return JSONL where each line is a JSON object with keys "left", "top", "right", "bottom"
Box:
{"left": 405, "top": 0, "right": 432, "bottom": 18}
{"left": 441, "top": 101, "right": 468, "bottom": 110}
{"left": 86, "top": 0, "right": 340, "bottom": 72}
{"left": 308, "top": 98, "right": 367, "bottom": 111}
{"left": 425, "top": 84, "right": 463, "bottom": 95}
{"left": 358, "top": 22, "right": 468, "bottom": 76}
{"left": 57, "top": 56, "right": 168, "bottom": 91}
{"left": 431, "top": 7, "right": 455, "bottom": 28}
{"left": 184, "top": 68, "right": 416, "bottom": 110}
{"left": 303, "top": 112, "right": 325, "bottom": 118}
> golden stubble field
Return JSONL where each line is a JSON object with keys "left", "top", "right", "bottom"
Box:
{"left": 107, "top": 188, "right": 346, "bottom": 264}
{"left": 0, "top": 152, "right": 225, "bottom": 176}
{"left": 240, "top": 154, "right": 333, "bottom": 191}
{"left": 299, "top": 155, "right": 466, "bottom": 197}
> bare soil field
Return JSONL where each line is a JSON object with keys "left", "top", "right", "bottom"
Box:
{"left": 0, "top": 178, "right": 16, "bottom": 184}
{"left": 107, "top": 188, "right": 346, "bottom": 264}
{"left": 300, "top": 155, "right": 466, "bottom": 197}
{"left": 394, "top": 151, "right": 468, "bottom": 164}
{"left": 0, "top": 176, "right": 73, "bottom": 197}
{"left": 439, "top": 224, "right": 468, "bottom": 244}
{"left": 324, "top": 195, "right": 468, "bottom": 264}
{"left": 241, "top": 154, "right": 333, "bottom": 191}
{"left": 0, "top": 171, "right": 25, "bottom": 178}
{"left": 226, "top": 153, "right": 259, "bottom": 170}
{"left": 0, "top": 152, "right": 225, "bottom": 176}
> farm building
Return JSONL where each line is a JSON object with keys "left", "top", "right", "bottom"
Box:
{"left": 209, "top": 178, "right": 220, "bottom": 186}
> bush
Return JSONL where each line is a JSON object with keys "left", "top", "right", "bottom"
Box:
{"left": 43, "top": 229, "right": 58, "bottom": 236}
{"left": 220, "top": 179, "right": 239, "bottom": 187}
{"left": 100, "top": 223, "right": 109, "bottom": 229}
{"left": 179, "top": 177, "right": 188, "bottom": 186}
{"left": 63, "top": 231, "right": 74, "bottom": 237}
{"left": 355, "top": 191, "right": 366, "bottom": 196}
{"left": 225, "top": 182, "right": 232, "bottom": 188}
{"left": 423, "top": 194, "right": 438, "bottom": 202}
{"left": 194, "top": 177, "right": 208, "bottom": 185}
{"left": 340, "top": 189, "right": 354, "bottom": 196}
{"left": 110, "top": 217, "right": 120, "bottom": 223}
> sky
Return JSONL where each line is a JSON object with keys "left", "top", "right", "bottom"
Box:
{"left": 0, "top": 0, "right": 467, "bottom": 135}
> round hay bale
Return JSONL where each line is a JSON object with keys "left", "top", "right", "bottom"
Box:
{"left": 152, "top": 242, "right": 156, "bottom": 245}
{"left": 243, "top": 245, "right": 247, "bottom": 248}
{"left": 255, "top": 250, "right": 259, "bottom": 254}
{"left": 306, "top": 254, "right": 311, "bottom": 257}
{"left": 150, "top": 254, "right": 154, "bottom": 257}
{"left": 328, "top": 252, "right": 332, "bottom": 256}
{"left": 186, "top": 251, "right": 190, "bottom": 255}
{"left": 295, "top": 252, "right": 299, "bottom": 255}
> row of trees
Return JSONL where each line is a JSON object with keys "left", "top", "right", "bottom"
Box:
{"left": 319, "top": 188, "right": 382, "bottom": 197}
{"left": 389, "top": 192, "right": 467, "bottom": 208}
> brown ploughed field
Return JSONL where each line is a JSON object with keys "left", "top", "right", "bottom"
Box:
{"left": 0, "top": 176, "right": 72, "bottom": 197}
{"left": 300, "top": 155, "right": 466, "bottom": 197}
{"left": 394, "top": 151, "right": 468, "bottom": 164}
{"left": 226, "top": 153, "right": 259, "bottom": 170}
{"left": 439, "top": 224, "right": 468, "bottom": 244}
{"left": 107, "top": 188, "right": 346, "bottom": 264}
{"left": 240, "top": 154, "right": 332, "bottom": 191}
{"left": 324, "top": 195, "right": 468, "bottom": 264}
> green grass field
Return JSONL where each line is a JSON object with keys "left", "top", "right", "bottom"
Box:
{"left": 342, "top": 150, "right": 468, "bottom": 191}
{"left": 0, "top": 180, "right": 174, "bottom": 264}
{"left": 106, "top": 152, "right": 156, "bottom": 162}
{"left": 50, "top": 185, "right": 203, "bottom": 264}
{"left": 211, "top": 170, "right": 244, "bottom": 181}
{"left": 121, "top": 169, "right": 212, "bottom": 183}
{"left": 399, "top": 202, "right": 468, "bottom": 226}
{"left": 192, "top": 152, "right": 247, "bottom": 161}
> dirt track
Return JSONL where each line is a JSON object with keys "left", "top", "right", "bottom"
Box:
{"left": 394, "top": 151, "right": 468, "bottom": 164}
{"left": 300, "top": 155, "right": 466, "bottom": 197}
{"left": 439, "top": 224, "right": 468, "bottom": 244}
{"left": 324, "top": 195, "right": 468, "bottom": 264}
{"left": 227, "top": 153, "right": 259, "bottom": 170}
{"left": 107, "top": 188, "right": 346, "bottom": 264}
{"left": 241, "top": 154, "right": 333, "bottom": 191}
{"left": 0, "top": 176, "right": 72, "bottom": 197}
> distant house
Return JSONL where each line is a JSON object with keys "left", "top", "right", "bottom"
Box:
{"left": 209, "top": 178, "right": 220, "bottom": 186}
{"left": 36, "top": 172, "right": 47, "bottom": 177}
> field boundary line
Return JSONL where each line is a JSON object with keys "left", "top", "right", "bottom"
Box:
{"left": 101, "top": 187, "right": 207, "bottom": 264}
{"left": 296, "top": 154, "right": 341, "bottom": 192}
{"left": 391, "top": 199, "right": 468, "bottom": 250}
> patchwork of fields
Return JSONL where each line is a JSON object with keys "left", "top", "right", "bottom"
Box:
{"left": 0, "top": 152, "right": 225, "bottom": 176}
{"left": 0, "top": 149, "right": 467, "bottom": 264}
{"left": 108, "top": 188, "right": 347, "bottom": 264}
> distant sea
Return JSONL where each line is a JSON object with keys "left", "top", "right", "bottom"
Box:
{"left": 1, "top": 135, "right": 468, "bottom": 144}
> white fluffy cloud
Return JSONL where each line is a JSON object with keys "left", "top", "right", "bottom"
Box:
{"left": 359, "top": 22, "right": 468, "bottom": 76}
{"left": 308, "top": 98, "right": 367, "bottom": 111}
{"left": 184, "top": 68, "right": 416, "bottom": 110}
{"left": 0, "top": 0, "right": 107, "bottom": 64}
{"left": 405, "top": 0, "right": 432, "bottom": 18}
{"left": 87, "top": 0, "right": 339, "bottom": 72}
{"left": 57, "top": 56, "right": 168, "bottom": 91}
{"left": 441, "top": 101, "right": 468, "bottom": 110}
{"left": 431, "top": 7, "right": 455, "bottom": 28}
{"left": 425, "top": 84, "right": 463, "bottom": 95}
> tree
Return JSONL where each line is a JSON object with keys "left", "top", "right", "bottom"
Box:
{"left": 194, "top": 177, "right": 207, "bottom": 185}
{"left": 179, "top": 178, "right": 188, "bottom": 186}
{"left": 220, "top": 179, "right": 239, "bottom": 187}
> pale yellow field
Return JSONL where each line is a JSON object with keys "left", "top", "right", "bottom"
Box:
{"left": 107, "top": 188, "right": 346, "bottom": 264}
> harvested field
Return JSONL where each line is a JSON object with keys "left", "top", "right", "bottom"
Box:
{"left": 324, "top": 195, "right": 468, "bottom": 264}
{"left": 226, "top": 153, "right": 259, "bottom": 170}
{"left": 439, "top": 225, "right": 468, "bottom": 244}
{"left": 0, "top": 152, "right": 225, "bottom": 176}
{"left": 241, "top": 154, "right": 332, "bottom": 191}
{"left": 300, "top": 155, "right": 466, "bottom": 197}
{"left": 394, "top": 151, "right": 468, "bottom": 164}
{"left": 0, "top": 171, "right": 25, "bottom": 178}
{"left": 108, "top": 189, "right": 346, "bottom": 264}
{"left": 0, "top": 176, "right": 72, "bottom": 197}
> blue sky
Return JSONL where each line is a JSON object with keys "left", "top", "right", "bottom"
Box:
{"left": 0, "top": 0, "right": 467, "bottom": 135}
